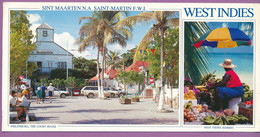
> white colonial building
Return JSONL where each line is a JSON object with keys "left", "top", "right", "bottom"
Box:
{"left": 28, "top": 23, "right": 73, "bottom": 74}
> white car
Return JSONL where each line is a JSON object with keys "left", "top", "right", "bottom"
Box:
{"left": 81, "top": 86, "right": 111, "bottom": 98}
{"left": 45, "top": 88, "right": 69, "bottom": 98}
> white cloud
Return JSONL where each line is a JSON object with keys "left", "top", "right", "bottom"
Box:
{"left": 222, "top": 23, "right": 228, "bottom": 28}
{"left": 27, "top": 14, "right": 42, "bottom": 43}
{"left": 30, "top": 23, "right": 41, "bottom": 43}
{"left": 54, "top": 32, "right": 95, "bottom": 59}
{"left": 108, "top": 43, "right": 136, "bottom": 55}
{"left": 27, "top": 14, "right": 41, "bottom": 24}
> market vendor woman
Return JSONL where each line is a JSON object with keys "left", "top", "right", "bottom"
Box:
{"left": 207, "top": 59, "right": 244, "bottom": 112}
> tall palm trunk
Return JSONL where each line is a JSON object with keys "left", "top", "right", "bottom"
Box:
{"left": 157, "top": 27, "right": 165, "bottom": 111}
{"left": 97, "top": 47, "right": 101, "bottom": 96}
{"left": 100, "top": 45, "right": 105, "bottom": 98}
{"left": 97, "top": 47, "right": 100, "bottom": 95}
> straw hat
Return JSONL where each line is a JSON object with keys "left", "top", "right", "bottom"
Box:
{"left": 219, "top": 59, "right": 237, "bottom": 68}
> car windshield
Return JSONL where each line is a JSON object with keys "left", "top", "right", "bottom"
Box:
{"left": 104, "top": 88, "right": 110, "bottom": 91}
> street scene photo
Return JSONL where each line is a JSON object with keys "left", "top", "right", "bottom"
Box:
{"left": 9, "top": 10, "right": 180, "bottom": 125}
{"left": 183, "top": 22, "right": 254, "bottom": 125}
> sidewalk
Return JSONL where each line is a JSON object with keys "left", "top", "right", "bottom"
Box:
{"left": 12, "top": 96, "right": 179, "bottom": 125}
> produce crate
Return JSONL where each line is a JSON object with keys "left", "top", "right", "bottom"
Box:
{"left": 239, "top": 106, "right": 253, "bottom": 124}
{"left": 238, "top": 102, "right": 253, "bottom": 109}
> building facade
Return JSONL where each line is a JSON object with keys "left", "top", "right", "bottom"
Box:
{"left": 28, "top": 23, "right": 73, "bottom": 74}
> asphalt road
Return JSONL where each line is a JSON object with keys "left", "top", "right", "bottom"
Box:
{"left": 13, "top": 96, "right": 179, "bottom": 125}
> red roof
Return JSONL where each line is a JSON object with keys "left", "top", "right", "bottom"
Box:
{"left": 88, "top": 68, "right": 118, "bottom": 81}
{"left": 125, "top": 61, "right": 149, "bottom": 73}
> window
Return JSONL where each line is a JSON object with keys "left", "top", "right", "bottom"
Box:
{"left": 47, "top": 61, "right": 52, "bottom": 68}
{"left": 57, "top": 62, "right": 67, "bottom": 69}
{"left": 43, "top": 31, "right": 48, "bottom": 37}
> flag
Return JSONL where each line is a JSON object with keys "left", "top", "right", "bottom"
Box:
{"left": 145, "top": 49, "right": 149, "bottom": 55}
{"left": 151, "top": 49, "right": 156, "bottom": 55}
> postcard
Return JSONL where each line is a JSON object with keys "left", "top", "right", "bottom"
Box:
{"left": 1, "top": 2, "right": 259, "bottom": 132}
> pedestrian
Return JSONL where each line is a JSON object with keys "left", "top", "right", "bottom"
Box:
{"left": 41, "top": 83, "right": 46, "bottom": 103}
{"left": 9, "top": 90, "right": 23, "bottom": 122}
{"left": 47, "top": 83, "right": 54, "bottom": 103}
{"left": 36, "top": 87, "right": 42, "bottom": 104}
{"left": 16, "top": 92, "right": 29, "bottom": 117}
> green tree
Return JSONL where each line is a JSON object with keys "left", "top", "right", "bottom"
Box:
{"left": 50, "top": 68, "right": 81, "bottom": 79}
{"left": 117, "top": 11, "right": 179, "bottom": 111}
{"left": 119, "top": 48, "right": 136, "bottom": 68}
{"left": 77, "top": 11, "right": 132, "bottom": 98}
{"left": 117, "top": 71, "right": 131, "bottom": 96}
{"left": 40, "top": 78, "right": 50, "bottom": 86}
{"left": 10, "top": 11, "right": 36, "bottom": 88}
{"left": 51, "top": 78, "right": 65, "bottom": 89}
{"left": 73, "top": 57, "right": 98, "bottom": 79}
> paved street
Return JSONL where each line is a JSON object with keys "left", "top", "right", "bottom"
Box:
{"left": 13, "top": 96, "right": 179, "bottom": 125}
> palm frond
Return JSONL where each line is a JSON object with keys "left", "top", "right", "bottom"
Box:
{"left": 115, "top": 12, "right": 154, "bottom": 29}
{"left": 78, "top": 16, "right": 98, "bottom": 24}
{"left": 167, "top": 18, "right": 179, "bottom": 28}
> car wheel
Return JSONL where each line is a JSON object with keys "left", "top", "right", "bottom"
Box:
{"left": 110, "top": 93, "right": 115, "bottom": 98}
{"left": 119, "top": 93, "right": 124, "bottom": 98}
{"left": 87, "top": 93, "right": 94, "bottom": 98}
{"left": 60, "top": 94, "right": 66, "bottom": 98}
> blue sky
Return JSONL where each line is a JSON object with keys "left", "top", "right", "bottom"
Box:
{"left": 26, "top": 11, "right": 155, "bottom": 59}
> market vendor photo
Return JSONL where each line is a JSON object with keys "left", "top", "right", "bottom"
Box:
{"left": 183, "top": 21, "right": 254, "bottom": 125}
{"left": 207, "top": 59, "right": 244, "bottom": 112}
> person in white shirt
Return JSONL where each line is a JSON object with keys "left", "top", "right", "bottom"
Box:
{"left": 47, "top": 83, "right": 54, "bottom": 103}
{"left": 16, "top": 92, "right": 29, "bottom": 115}
{"left": 9, "top": 90, "right": 23, "bottom": 121}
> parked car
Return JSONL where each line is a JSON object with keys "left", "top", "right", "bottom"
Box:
{"left": 81, "top": 86, "right": 110, "bottom": 98}
{"left": 110, "top": 87, "right": 125, "bottom": 98}
{"left": 45, "top": 88, "right": 69, "bottom": 98}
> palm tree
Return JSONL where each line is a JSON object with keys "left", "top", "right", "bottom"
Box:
{"left": 76, "top": 16, "right": 102, "bottom": 97}
{"left": 116, "top": 11, "right": 179, "bottom": 111}
{"left": 77, "top": 11, "right": 132, "bottom": 98}
{"left": 106, "top": 50, "right": 120, "bottom": 69}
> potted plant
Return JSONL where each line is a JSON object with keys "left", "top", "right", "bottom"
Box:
{"left": 131, "top": 96, "right": 140, "bottom": 102}
{"left": 119, "top": 96, "right": 131, "bottom": 104}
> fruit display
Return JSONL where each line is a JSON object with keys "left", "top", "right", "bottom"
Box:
{"left": 242, "top": 83, "right": 253, "bottom": 102}
{"left": 183, "top": 73, "right": 253, "bottom": 125}
{"left": 184, "top": 101, "right": 193, "bottom": 110}
{"left": 203, "top": 114, "right": 249, "bottom": 125}
{"left": 184, "top": 90, "right": 196, "bottom": 100}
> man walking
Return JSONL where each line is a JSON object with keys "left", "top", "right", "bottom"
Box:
{"left": 41, "top": 83, "right": 46, "bottom": 103}
{"left": 47, "top": 83, "right": 54, "bottom": 103}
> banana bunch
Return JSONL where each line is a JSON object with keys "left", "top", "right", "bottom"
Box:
{"left": 226, "top": 116, "right": 239, "bottom": 125}
{"left": 204, "top": 115, "right": 249, "bottom": 125}
{"left": 199, "top": 73, "right": 216, "bottom": 86}
{"left": 232, "top": 114, "right": 249, "bottom": 124}
{"left": 203, "top": 115, "right": 216, "bottom": 124}
{"left": 184, "top": 101, "right": 193, "bottom": 110}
